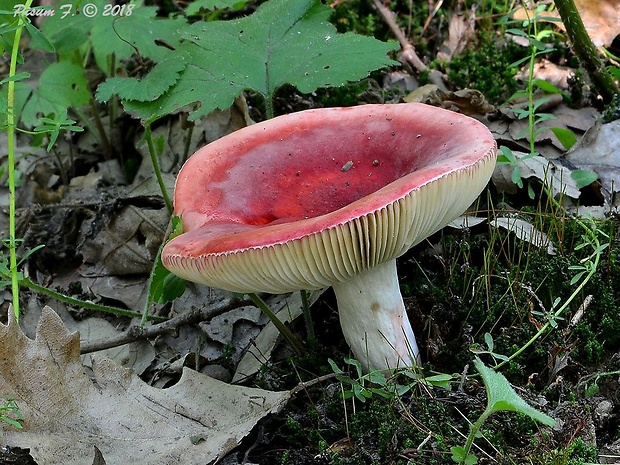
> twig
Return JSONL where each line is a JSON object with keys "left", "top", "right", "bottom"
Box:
{"left": 289, "top": 372, "right": 340, "bottom": 396}
{"left": 370, "top": 0, "right": 427, "bottom": 73}
{"left": 80, "top": 296, "right": 252, "bottom": 353}
{"left": 370, "top": 0, "right": 446, "bottom": 88}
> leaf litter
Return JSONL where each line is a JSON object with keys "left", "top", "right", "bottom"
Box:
{"left": 0, "top": 306, "right": 290, "bottom": 465}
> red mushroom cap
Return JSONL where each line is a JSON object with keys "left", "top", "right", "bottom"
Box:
{"left": 162, "top": 103, "right": 497, "bottom": 293}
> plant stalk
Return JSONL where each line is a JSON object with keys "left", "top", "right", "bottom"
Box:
{"left": 494, "top": 223, "right": 604, "bottom": 371}
{"left": 6, "top": 1, "right": 34, "bottom": 321}
{"left": 21, "top": 277, "right": 165, "bottom": 321}
{"left": 248, "top": 293, "right": 306, "bottom": 355}
{"left": 144, "top": 123, "right": 173, "bottom": 213}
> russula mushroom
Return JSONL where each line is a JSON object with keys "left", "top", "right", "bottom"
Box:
{"left": 162, "top": 103, "right": 497, "bottom": 371}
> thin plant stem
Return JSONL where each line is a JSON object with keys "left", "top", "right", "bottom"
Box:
{"left": 459, "top": 410, "right": 492, "bottom": 464}
{"left": 493, "top": 222, "right": 605, "bottom": 371}
{"left": 248, "top": 293, "right": 306, "bottom": 355}
{"left": 301, "top": 290, "right": 315, "bottom": 346}
{"left": 264, "top": 95, "right": 275, "bottom": 120}
{"left": 144, "top": 123, "right": 173, "bottom": 213}
{"left": 6, "top": 1, "right": 34, "bottom": 321}
{"left": 21, "top": 277, "right": 166, "bottom": 321}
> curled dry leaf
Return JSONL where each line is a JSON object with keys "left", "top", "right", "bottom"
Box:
{"left": 404, "top": 86, "right": 495, "bottom": 117}
{"left": 0, "top": 306, "right": 289, "bottom": 465}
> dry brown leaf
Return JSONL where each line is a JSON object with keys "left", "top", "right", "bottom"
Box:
{"left": 405, "top": 87, "right": 495, "bottom": 116}
{"left": 0, "top": 306, "right": 289, "bottom": 465}
{"left": 437, "top": 11, "right": 475, "bottom": 61}
{"left": 80, "top": 204, "right": 169, "bottom": 276}
{"left": 517, "top": 59, "right": 574, "bottom": 90}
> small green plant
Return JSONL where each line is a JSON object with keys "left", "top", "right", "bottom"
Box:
{"left": 470, "top": 332, "right": 509, "bottom": 365}
{"left": 451, "top": 358, "right": 555, "bottom": 465}
{"left": 493, "top": 218, "right": 608, "bottom": 371}
{"left": 328, "top": 357, "right": 454, "bottom": 403}
{"left": 497, "top": 5, "right": 597, "bottom": 196}
{"left": 0, "top": 398, "right": 23, "bottom": 433}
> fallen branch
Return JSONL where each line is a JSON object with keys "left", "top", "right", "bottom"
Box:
{"left": 80, "top": 296, "right": 252, "bottom": 353}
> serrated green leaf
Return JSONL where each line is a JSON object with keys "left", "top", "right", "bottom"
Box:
{"left": 186, "top": 0, "right": 248, "bottom": 15}
{"left": 118, "top": 0, "right": 398, "bottom": 122}
{"left": 40, "top": 1, "right": 183, "bottom": 72}
{"left": 97, "top": 55, "right": 187, "bottom": 102}
{"left": 474, "top": 358, "right": 555, "bottom": 426}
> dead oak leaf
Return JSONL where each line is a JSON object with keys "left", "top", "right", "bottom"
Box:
{"left": 0, "top": 306, "right": 289, "bottom": 465}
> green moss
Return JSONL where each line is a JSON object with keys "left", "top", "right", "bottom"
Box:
{"left": 448, "top": 32, "right": 522, "bottom": 104}
{"left": 543, "top": 437, "right": 599, "bottom": 465}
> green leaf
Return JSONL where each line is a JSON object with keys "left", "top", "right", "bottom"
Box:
{"left": 24, "top": 21, "right": 54, "bottom": 52}
{"left": 570, "top": 169, "right": 598, "bottom": 189}
{"left": 533, "top": 79, "right": 562, "bottom": 94}
{"left": 150, "top": 216, "right": 186, "bottom": 304}
{"left": 550, "top": 127, "right": 577, "bottom": 150}
{"left": 529, "top": 37, "right": 547, "bottom": 51}
{"left": 474, "top": 358, "right": 555, "bottom": 426}
{"left": 0, "top": 416, "right": 23, "bottom": 429}
{"left": 150, "top": 258, "right": 185, "bottom": 304}
{"left": 185, "top": 0, "right": 248, "bottom": 15}
{"left": 328, "top": 358, "right": 344, "bottom": 375}
{"left": 97, "top": 55, "right": 187, "bottom": 102}
{"left": 0, "top": 72, "right": 30, "bottom": 86}
{"left": 484, "top": 332, "right": 494, "bottom": 351}
{"left": 497, "top": 145, "right": 516, "bottom": 164}
{"left": 423, "top": 373, "right": 454, "bottom": 390}
{"left": 505, "top": 28, "right": 528, "bottom": 37}
{"left": 40, "top": 1, "right": 184, "bottom": 71}
{"left": 344, "top": 357, "right": 364, "bottom": 379}
{"left": 20, "top": 61, "right": 90, "bottom": 127}
{"left": 451, "top": 446, "right": 477, "bottom": 465}
{"left": 116, "top": 0, "right": 398, "bottom": 122}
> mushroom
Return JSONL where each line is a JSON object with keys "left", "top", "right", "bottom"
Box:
{"left": 162, "top": 103, "right": 497, "bottom": 371}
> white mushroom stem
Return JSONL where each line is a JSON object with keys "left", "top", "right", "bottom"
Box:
{"left": 332, "top": 259, "right": 420, "bottom": 372}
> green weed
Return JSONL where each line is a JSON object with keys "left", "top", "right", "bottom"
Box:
{"left": 0, "top": 398, "right": 23, "bottom": 433}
